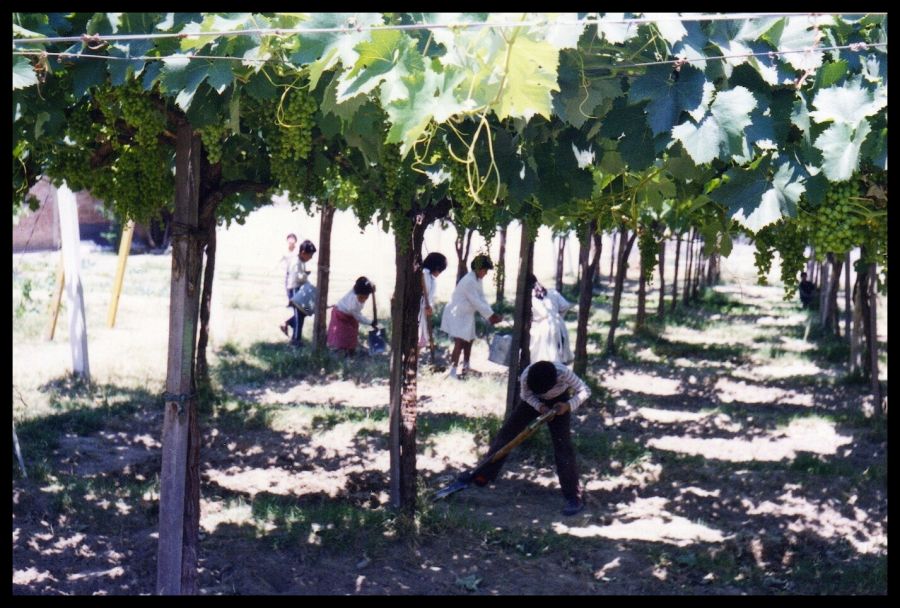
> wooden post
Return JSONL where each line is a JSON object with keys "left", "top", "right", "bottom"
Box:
{"left": 671, "top": 234, "right": 681, "bottom": 311}
{"left": 866, "top": 261, "right": 882, "bottom": 415}
{"left": 606, "top": 227, "right": 636, "bottom": 354}
{"left": 313, "top": 203, "right": 335, "bottom": 351}
{"left": 44, "top": 256, "right": 65, "bottom": 341}
{"left": 13, "top": 420, "right": 27, "bottom": 478}
{"left": 496, "top": 224, "right": 508, "bottom": 305}
{"left": 157, "top": 122, "right": 202, "bottom": 595}
{"left": 387, "top": 201, "right": 450, "bottom": 513}
{"left": 505, "top": 223, "right": 535, "bottom": 419}
{"left": 555, "top": 235, "right": 566, "bottom": 292}
{"left": 657, "top": 237, "right": 666, "bottom": 318}
{"left": 57, "top": 182, "right": 90, "bottom": 381}
{"left": 844, "top": 251, "right": 852, "bottom": 342}
{"left": 683, "top": 228, "right": 694, "bottom": 303}
{"left": 107, "top": 220, "right": 135, "bottom": 328}
{"left": 574, "top": 220, "right": 600, "bottom": 376}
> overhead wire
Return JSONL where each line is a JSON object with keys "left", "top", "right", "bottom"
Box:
{"left": 11, "top": 12, "right": 887, "bottom": 46}
{"left": 12, "top": 42, "right": 888, "bottom": 69}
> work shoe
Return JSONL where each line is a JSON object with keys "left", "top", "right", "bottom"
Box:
{"left": 561, "top": 497, "right": 585, "bottom": 516}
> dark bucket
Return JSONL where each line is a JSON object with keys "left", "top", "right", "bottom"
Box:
{"left": 368, "top": 327, "right": 387, "bottom": 354}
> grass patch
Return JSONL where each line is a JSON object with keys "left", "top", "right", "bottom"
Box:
{"left": 649, "top": 336, "right": 749, "bottom": 363}
{"left": 249, "top": 493, "right": 392, "bottom": 553}
{"left": 310, "top": 405, "right": 389, "bottom": 431}
{"left": 418, "top": 413, "right": 502, "bottom": 446}
{"left": 788, "top": 552, "right": 887, "bottom": 594}
{"left": 214, "top": 340, "right": 390, "bottom": 389}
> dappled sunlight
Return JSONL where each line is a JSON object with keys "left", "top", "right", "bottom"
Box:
{"left": 204, "top": 447, "right": 391, "bottom": 499}
{"left": 200, "top": 499, "right": 256, "bottom": 534}
{"left": 310, "top": 420, "right": 386, "bottom": 459}
{"left": 732, "top": 359, "right": 834, "bottom": 381}
{"left": 553, "top": 496, "right": 730, "bottom": 546}
{"left": 254, "top": 380, "right": 391, "bottom": 408}
{"left": 715, "top": 378, "right": 814, "bottom": 407}
{"left": 647, "top": 417, "right": 852, "bottom": 462}
{"left": 605, "top": 371, "right": 682, "bottom": 396}
{"left": 775, "top": 336, "right": 816, "bottom": 353}
{"left": 206, "top": 465, "right": 353, "bottom": 498}
{"left": 419, "top": 429, "right": 479, "bottom": 473}
{"left": 756, "top": 314, "right": 808, "bottom": 327}
{"left": 13, "top": 567, "right": 57, "bottom": 585}
{"left": 635, "top": 407, "right": 712, "bottom": 424}
{"left": 663, "top": 324, "right": 747, "bottom": 346}
{"left": 57, "top": 432, "right": 160, "bottom": 476}
{"left": 743, "top": 487, "right": 887, "bottom": 555}
{"left": 584, "top": 457, "right": 661, "bottom": 492}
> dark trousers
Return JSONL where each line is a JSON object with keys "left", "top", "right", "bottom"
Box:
{"left": 285, "top": 288, "right": 306, "bottom": 344}
{"left": 477, "top": 401, "right": 580, "bottom": 501}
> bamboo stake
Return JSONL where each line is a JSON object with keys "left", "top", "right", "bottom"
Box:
{"left": 107, "top": 220, "right": 135, "bottom": 328}
{"left": 44, "top": 256, "right": 65, "bottom": 341}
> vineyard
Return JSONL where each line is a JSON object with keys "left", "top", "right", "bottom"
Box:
{"left": 12, "top": 12, "right": 887, "bottom": 596}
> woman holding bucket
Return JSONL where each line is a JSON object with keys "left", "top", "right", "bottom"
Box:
{"left": 280, "top": 238, "right": 316, "bottom": 347}
{"left": 440, "top": 254, "right": 502, "bottom": 379}
{"left": 327, "top": 276, "right": 378, "bottom": 357}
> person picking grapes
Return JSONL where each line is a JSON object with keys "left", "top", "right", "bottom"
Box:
{"left": 327, "top": 276, "right": 378, "bottom": 356}
{"left": 439, "top": 254, "right": 502, "bottom": 379}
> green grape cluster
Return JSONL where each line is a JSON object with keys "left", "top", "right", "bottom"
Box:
{"left": 116, "top": 80, "right": 167, "bottom": 147}
{"left": 637, "top": 228, "right": 659, "bottom": 284}
{"left": 279, "top": 88, "right": 317, "bottom": 161}
{"left": 46, "top": 85, "right": 175, "bottom": 224}
{"left": 798, "top": 180, "right": 866, "bottom": 257}
{"left": 753, "top": 228, "right": 775, "bottom": 286}
{"left": 752, "top": 219, "right": 808, "bottom": 299}
{"left": 322, "top": 163, "right": 358, "bottom": 204}
{"left": 198, "top": 123, "right": 229, "bottom": 164}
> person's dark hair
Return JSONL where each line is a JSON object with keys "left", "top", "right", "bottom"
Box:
{"left": 299, "top": 239, "right": 317, "bottom": 254}
{"left": 286, "top": 233, "right": 298, "bottom": 242}
{"left": 353, "top": 276, "right": 375, "bottom": 296}
{"left": 423, "top": 252, "right": 448, "bottom": 273}
{"left": 528, "top": 274, "right": 547, "bottom": 299}
{"left": 526, "top": 361, "right": 557, "bottom": 395}
{"left": 800, "top": 272, "right": 808, "bottom": 278}
{"left": 471, "top": 254, "right": 494, "bottom": 271}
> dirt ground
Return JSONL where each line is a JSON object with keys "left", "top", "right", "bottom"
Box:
{"left": 11, "top": 209, "right": 888, "bottom": 595}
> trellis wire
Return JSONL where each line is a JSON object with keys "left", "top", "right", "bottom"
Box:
{"left": 11, "top": 12, "right": 887, "bottom": 46}
{"left": 12, "top": 42, "right": 888, "bottom": 70}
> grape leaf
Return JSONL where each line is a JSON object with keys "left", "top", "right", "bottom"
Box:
{"left": 809, "top": 79, "right": 887, "bottom": 127}
{"left": 814, "top": 120, "right": 871, "bottom": 182}
{"left": 629, "top": 64, "right": 706, "bottom": 136}
{"left": 553, "top": 51, "right": 622, "bottom": 129}
{"left": 384, "top": 66, "right": 468, "bottom": 156}
{"left": 493, "top": 34, "right": 561, "bottom": 121}
{"left": 337, "top": 29, "right": 424, "bottom": 104}
{"left": 12, "top": 56, "right": 38, "bottom": 90}
{"left": 672, "top": 87, "right": 756, "bottom": 165}
{"left": 711, "top": 156, "right": 805, "bottom": 231}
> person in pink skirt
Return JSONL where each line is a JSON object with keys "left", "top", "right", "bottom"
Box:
{"left": 327, "top": 276, "right": 377, "bottom": 356}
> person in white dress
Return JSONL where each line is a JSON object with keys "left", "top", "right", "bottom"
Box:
{"left": 529, "top": 275, "right": 575, "bottom": 365}
{"left": 440, "top": 254, "right": 502, "bottom": 378}
{"left": 419, "top": 252, "right": 448, "bottom": 354}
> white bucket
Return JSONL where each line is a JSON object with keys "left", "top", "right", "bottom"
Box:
{"left": 290, "top": 283, "right": 317, "bottom": 316}
{"left": 488, "top": 334, "right": 512, "bottom": 366}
